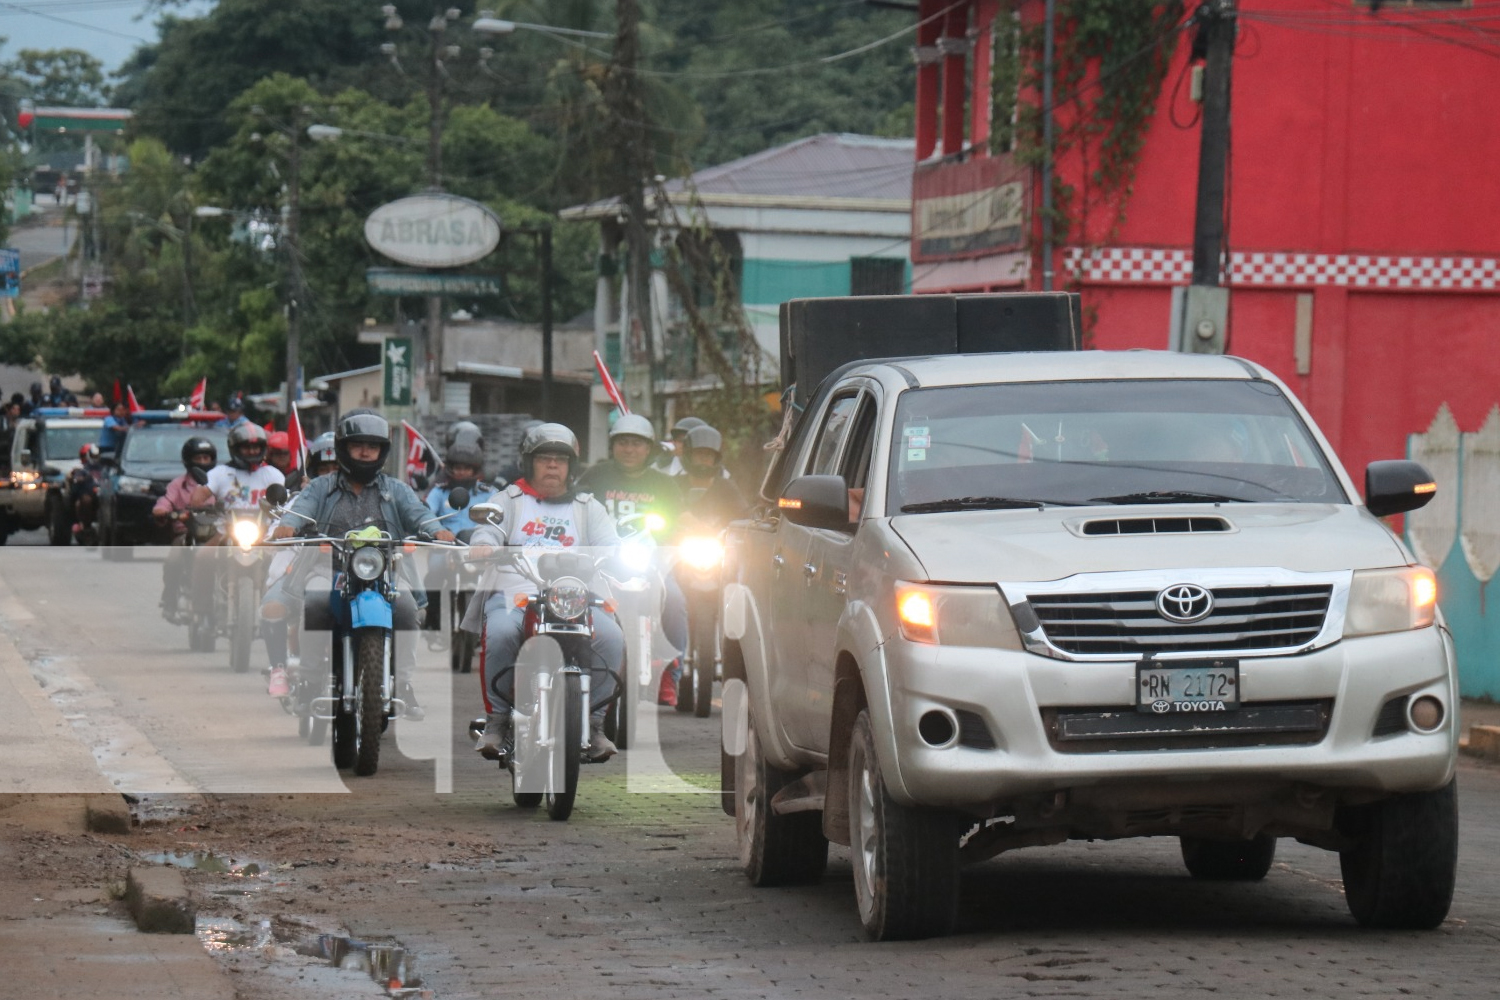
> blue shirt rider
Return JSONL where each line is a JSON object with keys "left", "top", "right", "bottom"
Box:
{"left": 421, "top": 441, "right": 501, "bottom": 634}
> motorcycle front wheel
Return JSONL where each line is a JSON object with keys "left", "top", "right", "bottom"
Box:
{"left": 331, "top": 640, "right": 355, "bottom": 769}
{"left": 545, "top": 671, "right": 583, "bottom": 821}
{"left": 353, "top": 631, "right": 386, "bottom": 777}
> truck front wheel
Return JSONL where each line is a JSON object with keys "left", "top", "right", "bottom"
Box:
{"left": 736, "top": 707, "right": 827, "bottom": 886}
{"left": 1338, "top": 779, "right": 1458, "bottom": 929}
{"left": 848, "top": 710, "right": 960, "bottom": 941}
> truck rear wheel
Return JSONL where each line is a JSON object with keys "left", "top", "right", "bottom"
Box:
{"left": 848, "top": 710, "right": 960, "bottom": 941}
{"left": 736, "top": 706, "right": 827, "bottom": 886}
{"left": 1180, "top": 834, "right": 1276, "bottom": 880}
{"left": 1338, "top": 779, "right": 1458, "bottom": 929}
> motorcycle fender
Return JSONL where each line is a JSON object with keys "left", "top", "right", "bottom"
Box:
{"left": 349, "top": 590, "right": 394, "bottom": 629}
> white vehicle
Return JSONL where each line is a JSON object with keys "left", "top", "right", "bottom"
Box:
{"left": 723, "top": 343, "right": 1456, "bottom": 941}
{"left": 0, "top": 416, "right": 104, "bottom": 545}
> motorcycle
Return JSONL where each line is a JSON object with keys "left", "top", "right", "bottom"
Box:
{"left": 270, "top": 493, "right": 458, "bottom": 776}
{"left": 466, "top": 508, "right": 621, "bottom": 821}
{"left": 182, "top": 467, "right": 270, "bottom": 671}
{"left": 675, "top": 531, "right": 726, "bottom": 718}
{"left": 603, "top": 511, "right": 670, "bottom": 750}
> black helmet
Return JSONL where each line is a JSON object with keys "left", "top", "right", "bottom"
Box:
{"left": 181, "top": 436, "right": 217, "bottom": 470}
{"left": 308, "top": 431, "right": 337, "bottom": 469}
{"left": 519, "top": 422, "right": 580, "bottom": 484}
{"left": 446, "top": 441, "right": 484, "bottom": 488}
{"left": 227, "top": 390, "right": 245, "bottom": 413}
{"left": 226, "top": 422, "right": 269, "bottom": 470}
{"left": 335, "top": 409, "right": 391, "bottom": 484}
{"left": 445, "top": 420, "right": 484, "bottom": 451}
{"left": 671, "top": 415, "right": 705, "bottom": 440}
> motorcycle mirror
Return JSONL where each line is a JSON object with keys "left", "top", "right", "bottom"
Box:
{"left": 448, "top": 486, "right": 470, "bottom": 510}
{"left": 188, "top": 466, "right": 210, "bottom": 486}
{"left": 265, "top": 483, "right": 289, "bottom": 506}
{"left": 282, "top": 470, "right": 304, "bottom": 492}
{"left": 469, "top": 503, "right": 503, "bottom": 526}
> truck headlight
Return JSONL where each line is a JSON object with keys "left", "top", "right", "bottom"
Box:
{"left": 117, "top": 475, "right": 154, "bottom": 496}
{"left": 231, "top": 518, "right": 261, "bottom": 550}
{"left": 895, "top": 582, "right": 1022, "bottom": 649}
{"left": 1345, "top": 566, "right": 1437, "bottom": 637}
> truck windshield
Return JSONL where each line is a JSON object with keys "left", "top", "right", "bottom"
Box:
{"left": 123, "top": 426, "right": 229, "bottom": 464}
{"left": 887, "top": 379, "right": 1346, "bottom": 511}
{"left": 41, "top": 426, "right": 101, "bottom": 462}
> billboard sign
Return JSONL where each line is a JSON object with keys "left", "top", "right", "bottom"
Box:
{"left": 364, "top": 194, "right": 502, "bottom": 269}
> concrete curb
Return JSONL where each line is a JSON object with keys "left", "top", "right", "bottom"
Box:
{"left": 85, "top": 794, "right": 133, "bottom": 834}
{"left": 1461, "top": 724, "right": 1500, "bottom": 762}
{"left": 125, "top": 865, "right": 196, "bottom": 934}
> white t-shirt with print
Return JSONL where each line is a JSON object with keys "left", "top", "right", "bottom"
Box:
{"left": 206, "top": 463, "right": 285, "bottom": 511}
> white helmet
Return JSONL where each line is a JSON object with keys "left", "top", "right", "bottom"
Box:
{"left": 609, "top": 413, "right": 656, "bottom": 444}
{"left": 519, "top": 422, "right": 581, "bottom": 483}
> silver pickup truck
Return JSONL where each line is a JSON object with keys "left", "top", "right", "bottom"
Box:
{"left": 721, "top": 349, "right": 1456, "bottom": 940}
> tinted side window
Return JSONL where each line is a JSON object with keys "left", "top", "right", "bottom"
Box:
{"left": 807, "top": 394, "right": 859, "bottom": 477}
{"left": 840, "top": 397, "right": 878, "bottom": 491}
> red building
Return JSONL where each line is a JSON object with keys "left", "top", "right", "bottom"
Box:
{"left": 908, "top": 0, "right": 1500, "bottom": 694}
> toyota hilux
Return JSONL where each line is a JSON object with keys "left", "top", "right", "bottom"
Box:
{"left": 721, "top": 346, "right": 1456, "bottom": 941}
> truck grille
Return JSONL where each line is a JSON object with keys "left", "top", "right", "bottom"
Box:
{"left": 1027, "top": 584, "right": 1334, "bottom": 656}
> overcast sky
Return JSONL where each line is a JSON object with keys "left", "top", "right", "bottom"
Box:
{"left": 0, "top": 1, "right": 214, "bottom": 82}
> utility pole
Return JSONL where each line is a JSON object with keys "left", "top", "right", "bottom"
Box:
{"left": 540, "top": 226, "right": 554, "bottom": 421}
{"left": 424, "top": 6, "right": 449, "bottom": 415}
{"left": 605, "top": 0, "right": 657, "bottom": 423}
{"left": 1180, "top": 0, "right": 1236, "bottom": 354}
{"left": 284, "top": 108, "right": 304, "bottom": 420}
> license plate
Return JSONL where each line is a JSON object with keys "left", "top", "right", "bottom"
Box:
{"left": 1136, "top": 658, "right": 1239, "bottom": 714}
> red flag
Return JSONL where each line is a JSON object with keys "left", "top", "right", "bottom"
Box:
{"left": 188, "top": 378, "right": 207, "bottom": 411}
{"left": 592, "top": 350, "right": 629, "bottom": 415}
{"left": 112, "top": 378, "right": 122, "bottom": 406}
{"left": 287, "top": 402, "right": 306, "bottom": 471}
{"left": 126, "top": 385, "right": 144, "bottom": 415}
{"left": 401, "top": 420, "right": 438, "bottom": 486}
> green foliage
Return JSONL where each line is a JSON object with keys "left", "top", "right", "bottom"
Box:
{"left": 6, "top": 48, "right": 110, "bottom": 107}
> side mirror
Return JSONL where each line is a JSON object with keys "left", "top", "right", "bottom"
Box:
{"left": 282, "top": 470, "right": 304, "bottom": 493}
{"left": 447, "top": 486, "right": 470, "bottom": 511}
{"left": 265, "top": 482, "right": 289, "bottom": 506}
{"left": 778, "top": 474, "right": 850, "bottom": 532}
{"left": 17, "top": 448, "right": 31, "bottom": 466}
{"left": 469, "top": 502, "right": 503, "bottom": 526}
{"left": 1365, "top": 460, "right": 1437, "bottom": 518}
{"left": 188, "top": 466, "right": 210, "bottom": 486}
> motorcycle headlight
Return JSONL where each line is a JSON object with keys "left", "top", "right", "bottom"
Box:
{"left": 117, "top": 474, "right": 154, "bottom": 496}
{"left": 1345, "top": 566, "right": 1437, "bottom": 637}
{"left": 545, "top": 576, "right": 590, "bottom": 621}
{"left": 350, "top": 547, "right": 386, "bottom": 582}
{"left": 680, "top": 535, "right": 725, "bottom": 572}
{"left": 644, "top": 512, "right": 667, "bottom": 534}
{"left": 231, "top": 518, "right": 261, "bottom": 550}
{"left": 620, "top": 539, "right": 653, "bottom": 572}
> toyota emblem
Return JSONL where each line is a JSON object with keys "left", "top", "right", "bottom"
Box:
{"left": 1156, "top": 584, "right": 1214, "bottom": 623}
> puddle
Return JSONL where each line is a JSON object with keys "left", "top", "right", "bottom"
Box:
{"left": 144, "top": 849, "right": 271, "bottom": 876}
{"left": 196, "top": 915, "right": 425, "bottom": 994}
{"left": 299, "top": 934, "right": 423, "bottom": 991}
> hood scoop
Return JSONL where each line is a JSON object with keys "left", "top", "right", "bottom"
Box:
{"left": 1079, "top": 515, "right": 1233, "bottom": 536}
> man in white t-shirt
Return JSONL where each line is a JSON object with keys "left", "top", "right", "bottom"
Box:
{"left": 462, "top": 422, "right": 622, "bottom": 762}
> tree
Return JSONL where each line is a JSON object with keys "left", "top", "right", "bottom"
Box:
{"left": 5, "top": 48, "right": 109, "bottom": 107}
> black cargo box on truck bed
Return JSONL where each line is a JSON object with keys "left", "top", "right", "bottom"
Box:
{"left": 778, "top": 291, "right": 1082, "bottom": 411}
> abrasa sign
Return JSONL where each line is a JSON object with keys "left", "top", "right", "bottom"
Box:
{"left": 364, "top": 193, "right": 502, "bottom": 268}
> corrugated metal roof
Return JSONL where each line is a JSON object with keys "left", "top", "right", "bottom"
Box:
{"left": 562, "top": 133, "right": 915, "bottom": 219}
{"left": 669, "top": 133, "right": 915, "bottom": 201}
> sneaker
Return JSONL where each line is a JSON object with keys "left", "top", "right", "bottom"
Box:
{"left": 399, "top": 682, "right": 425, "bottom": 721}
{"left": 267, "top": 666, "right": 290, "bottom": 697}
{"left": 286, "top": 654, "right": 301, "bottom": 670}
{"left": 657, "top": 668, "right": 678, "bottom": 707}
{"left": 586, "top": 718, "right": 617, "bottom": 762}
{"left": 425, "top": 632, "right": 450, "bottom": 652}
{"left": 475, "top": 715, "right": 510, "bottom": 760}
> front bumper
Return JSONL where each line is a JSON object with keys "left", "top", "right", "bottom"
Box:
{"left": 874, "top": 625, "right": 1457, "bottom": 810}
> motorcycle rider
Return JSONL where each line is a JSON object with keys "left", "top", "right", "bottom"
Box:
{"left": 264, "top": 410, "right": 453, "bottom": 711}
{"left": 154, "top": 436, "right": 218, "bottom": 622}
{"left": 69, "top": 444, "right": 106, "bottom": 545}
{"left": 577, "top": 413, "right": 691, "bottom": 705}
{"left": 266, "top": 430, "right": 293, "bottom": 475}
{"left": 656, "top": 415, "right": 704, "bottom": 475}
{"left": 676, "top": 425, "right": 748, "bottom": 529}
{"left": 464, "top": 422, "right": 623, "bottom": 761}
{"left": 420, "top": 439, "right": 499, "bottom": 637}
{"left": 305, "top": 431, "right": 339, "bottom": 479}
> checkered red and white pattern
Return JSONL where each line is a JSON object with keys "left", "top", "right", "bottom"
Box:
{"left": 1064, "top": 247, "right": 1500, "bottom": 292}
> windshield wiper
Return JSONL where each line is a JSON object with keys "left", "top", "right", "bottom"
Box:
{"left": 900, "top": 496, "right": 1084, "bottom": 513}
{"left": 1088, "top": 490, "right": 1251, "bottom": 505}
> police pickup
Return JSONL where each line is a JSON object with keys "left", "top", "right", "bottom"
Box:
{"left": 721, "top": 294, "right": 1456, "bottom": 940}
